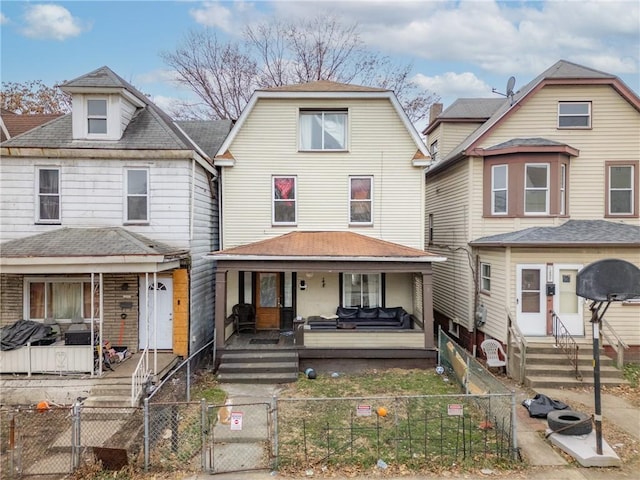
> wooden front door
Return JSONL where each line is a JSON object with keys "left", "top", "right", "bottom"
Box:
{"left": 256, "top": 272, "right": 280, "bottom": 329}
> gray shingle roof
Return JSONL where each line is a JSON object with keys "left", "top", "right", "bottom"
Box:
{"left": 438, "top": 98, "right": 505, "bottom": 120}
{"left": 177, "top": 120, "right": 234, "bottom": 159}
{"left": 0, "top": 227, "right": 188, "bottom": 259}
{"left": 484, "top": 137, "right": 570, "bottom": 150}
{"left": 470, "top": 220, "right": 640, "bottom": 246}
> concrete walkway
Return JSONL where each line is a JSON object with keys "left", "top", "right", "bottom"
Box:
{"left": 184, "top": 379, "right": 638, "bottom": 480}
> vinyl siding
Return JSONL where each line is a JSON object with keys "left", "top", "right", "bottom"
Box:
{"left": 476, "top": 248, "right": 509, "bottom": 342}
{"left": 441, "top": 122, "right": 483, "bottom": 158}
{"left": 425, "top": 161, "right": 474, "bottom": 328}
{"left": 221, "top": 97, "right": 424, "bottom": 250}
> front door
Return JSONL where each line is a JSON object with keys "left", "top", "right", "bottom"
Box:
{"left": 516, "top": 265, "right": 546, "bottom": 336}
{"left": 256, "top": 273, "right": 280, "bottom": 330}
{"left": 553, "top": 265, "right": 584, "bottom": 336}
{"left": 139, "top": 277, "right": 173, "bottom": 349}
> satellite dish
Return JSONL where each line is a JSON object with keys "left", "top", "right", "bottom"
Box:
{"left": 506, "top": 76, "right": 516, "bottom": 97}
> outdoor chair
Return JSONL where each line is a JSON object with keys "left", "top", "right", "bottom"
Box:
{"left": 231, "top": 303, "right": 256, "bottom": 334}
{"left": 480, "top": 339, "right": 506, "bottom": 371}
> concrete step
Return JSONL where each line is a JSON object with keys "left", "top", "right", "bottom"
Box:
{"left": 524, "top": 344, "right": 598, "bottom": 356}
{"left": 521, "top": 352, "right": 616, "bottom": 368}
{"left": 525, "top": 364, "right": 624, "bottom": 379}
{"left": 525, "top": 375, "right": 630, "bottom": 389}
{"left": 217, "top": 371, "right": 299, "bottom": 384}
{"left": 218, "top": 361, "right": 299, "bottom": 374}
{"left": 220, "top": 351, "right": 298, "bottom": 363}
{"left": 83, "top": 395, "right": 133, "bottom": 408}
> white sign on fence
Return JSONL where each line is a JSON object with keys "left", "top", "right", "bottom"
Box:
{"left": 230, "top": 412, "right": 243, "bottom": 430}
{"left": 447, "top": 404, "right": 464, "bottom": 416}
{"left": 356, "top": 405, "right": 372, "bottom": 417}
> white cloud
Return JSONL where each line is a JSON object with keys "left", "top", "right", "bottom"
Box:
{"left": 413, "top": 71, "right": 493, "bottom": 100}
{"left": 21, "top": 4, "right": 88, "bottom": 41}
{"left": 1, "top": 12, "right": 8, "bottom": 25}
{"left": 135, "top": 69, "right": 182, "bottom": 85}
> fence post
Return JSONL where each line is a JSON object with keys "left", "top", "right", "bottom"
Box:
{"left": 510, "top": 390, "right": 518, "bottom": 460}
{"left": 201, "top": 399, "right": 207, "bottom": 471}
{"left": 187, "top": 357, "right": 191, "bottom": 402}
{"left": 71, "top": 400, "right": 81, "bottom": 471}
{"left": 272, "top": 395, "right": 279, "bottom": 469}
{"left": 144, "top": 397, "right": 150, "bottom": 472}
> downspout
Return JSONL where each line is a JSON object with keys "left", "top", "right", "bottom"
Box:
{"left": 472, "top": 252, "right": 479, "bottom": 357}
{"left": 190, "top": 159, "right": 196, "bottom": 242}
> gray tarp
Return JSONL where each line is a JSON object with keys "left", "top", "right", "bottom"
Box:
{"left": 0, "top": 319, "right": 52, "bottom": 351}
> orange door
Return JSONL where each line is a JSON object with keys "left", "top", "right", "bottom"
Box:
{"left": 256, "top": 273, "right": 280, "bottom": 329}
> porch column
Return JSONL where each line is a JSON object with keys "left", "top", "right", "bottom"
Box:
{"left": 422, "top": 270, "right": 435, "bottom": 349}
{"left": 214, "top": 269, "right": 227, "bottom": 349}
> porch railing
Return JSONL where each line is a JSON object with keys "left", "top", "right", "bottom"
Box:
{"left": 551, "top": 311, "right": 582, "bottom": 381}
{"left": 131, "top": 348, "right": 151, "bottom": 407}
{"left": 601, "top": 318, "right": 628, "bottom": 369}
{"left": 506, "top": 308, "right": 527, "bottom": 383}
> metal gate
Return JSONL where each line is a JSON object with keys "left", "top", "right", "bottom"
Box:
{"left": 205, "top": 401, "right": 273, "bottom": 474}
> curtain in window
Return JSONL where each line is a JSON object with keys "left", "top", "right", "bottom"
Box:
{"left": 274, "top": 177, "right": 295, "bottom": 222}
{"left": 49, "top": 283, "right": 82, "bottom": 320}
{"left": 350, "top": 178, "right": 371, "bottom": 222}
{"left": 274, "top": 178, "right": 295, "bottom": 203}
{"left": 323, "top": 113, "right": 345, "bottom": 149}
{"left": 39, "top": 169, "right": 59, "bottom": 220}
{"left": 30, "top": 283, "right": 45, "bottom": 318}
{"left": 300, "top": 113, "right": 323, "bottom": 150}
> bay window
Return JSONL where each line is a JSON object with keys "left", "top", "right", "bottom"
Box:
{"left": 491, "top": 165, "right": 508, "bottom": 214}
{"left": 524, "top": 164, "right": 549, "bottom": 214}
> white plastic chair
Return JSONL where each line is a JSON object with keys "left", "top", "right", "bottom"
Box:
{"left": 480, "top": 339, "right": 507, "bottom": 370}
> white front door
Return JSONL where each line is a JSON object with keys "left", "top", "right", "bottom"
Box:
{"left": 516, "top": 265, "right": 546, "bottom": 336}
{"left": 138, "top": 277, "right": 173, "bottom": 350}
{"left": 553, "top": 265, "right": 584, "bottom": 336}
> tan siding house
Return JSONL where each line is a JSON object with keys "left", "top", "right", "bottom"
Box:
{"left": 210, "top": 81, "right": 445, "bottom": 361}
{"left": 424, "top": 60, "right": 640, "bottom": 365}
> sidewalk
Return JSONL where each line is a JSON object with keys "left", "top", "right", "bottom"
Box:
{"left": 184, "top": 377, "right": 638, "bottom": 480}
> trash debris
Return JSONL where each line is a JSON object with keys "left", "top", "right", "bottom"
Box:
{"left": 305, "top": 468, "right": 314, "bottom": 476}
{"left": 331, "top": 372, "right": 340, "bottom": 378}
{"left": 481, "top": 468, "right": 495, "bottom": 475}
{"left": 376, "top": 459, "right": 388, "bottom": 469}
{"left": 305, "top": 368, "right": 317, "bottom": 379}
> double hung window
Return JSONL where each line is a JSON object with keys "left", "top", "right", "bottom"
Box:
{"left": 343, "top": 273, "right": 380, "bottom": 308}
{"left": 524, "top": 164, "right": 549, "bottom": 214}
{"left": 87, "top": 98, "right": 108, "bottom": 134}
{"left": 273, "top": 176, "right": 297, "bottom": 224}
{"left": 491, "top": 165, "right": 508, "bottom": 214}
{"left": 126, "top": 169, "right": 149, "bottom": 222}
{"left": 37, "top": 167, "right": 60, "bottom": 222}
{"left": 480, "top": 263, "right": 491, "bottom": 293}
{"left": 608, "top": 164, "right": 635, "bottom": 215}
{"left": 349, "top": 176, "right": 372, "bottom": 224}
{"left": 299, "top": 110, "right": 347, "bottom": 150}
{"left": 558, "top": 102, "right": 591, "bottom": 128}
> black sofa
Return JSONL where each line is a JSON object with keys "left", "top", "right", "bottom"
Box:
{"left": 307, "top": 307, "right": 412, "bottom": 330}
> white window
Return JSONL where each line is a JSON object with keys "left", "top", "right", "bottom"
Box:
{"left": 37, "top": 167, "right": 60, "bottom": 222}
{"left": 609, "top": 165, "right": 634, "bottom": 215}
{"left": 87, "top": 98, "right": 108, "bottom": 134}
{"left": 299, "top": 110, "right": 347, "bottom": 150}
{"left": 558, "top": 102, "right": 591, "bottom": 128}
{"left": 126, "top": 169, "right": 149, "bottom": 222}
{"left": 349, "top": 176, "right": 372, "bottom": 224}
{"left": 524, "top": 164, "right": 549, "bottom": 214}
{"left": 428, "top": 213, "right": 434, "bottom": 245}
{"left": 273, "top": 176, "right": 297, "bottom": 224}
{"left": 430, "top": 140, "right": 439, "bottom": 162}
{"left": 491, "top": 165, "right": 508, "bottom": 214}
{"left": 560, "top": 164, "right": 567, "bottom": 215}
{"left": 343, "top": 273, "right": 380, "bottom": 308}
{"left": 480, "top": 263, "right": 491, "bottom": 293}
{"left": 26, "top": 277, "right": 99, "bottom": 322}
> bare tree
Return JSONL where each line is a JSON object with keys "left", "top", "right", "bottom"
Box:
{"left": 162, "top": 16, "right": 439, "bottom": 124}
{"left": 1, "top": 80, "right": 71, "bottom": 114}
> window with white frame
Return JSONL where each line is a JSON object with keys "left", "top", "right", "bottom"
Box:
{"left": 480, "top": 263, "right": 491, "bottom": 293}
{"left": 273, "top": 176, "right": 297, "bottom": 224}
{"left": 125, "top": 169, "right": 149, "bottom": 222}
{"left": 37, "top": 167, "right": 60, "bottom": 222}
{"left": 87, "top": 98, "right": 108, "bottom": 134}
{"left": 558, "top": 102, "right": 591, "bottom": 128}
{"left": 26, "top": 277, "right": 99, "bottom": 322}
{"left": 524, "top": 164, "right": 549, "bottom": 214}
{"left": 299, "top": 109, "right": 347, "bottom": 151}
{"left": 349, "top": 176, "right": 372, "bottom": 224}
{"left": 560, "top": 164, "right": 567, "bottom": 215}
{"left": 491, "top": 165, "right": 508, "bottom": 214}
{"left": 428, "top": 213, "right": 434, "bottom": 245}
{"left": 608, "top": 165, "right": 634, "bottom": 215}
{"left": 343, "top": 273, "right": 380, "bottom": 308}
{"left": 430, "top": 140, "right": 439, "bottom": 162}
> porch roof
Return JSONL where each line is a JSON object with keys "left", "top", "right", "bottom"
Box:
{"left": 207, "top": 231, "right": 446, "bottom": 263}
{"left": 470, "top": 220, "right": 640, "bottom": 247}
{"left": 0, "top": 227, "right": 189, "bottom": 273}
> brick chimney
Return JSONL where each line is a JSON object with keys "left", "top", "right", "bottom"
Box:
{"left": 429, "top": 103, "right": 443, "bottom": 125}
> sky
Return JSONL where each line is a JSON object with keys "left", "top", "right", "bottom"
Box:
{"left": 1, "top": 0, "right": 639, "bottom": 128}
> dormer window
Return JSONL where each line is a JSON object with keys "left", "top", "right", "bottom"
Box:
{"left": 87, "top": 98, "right": 107, "bottom": 134}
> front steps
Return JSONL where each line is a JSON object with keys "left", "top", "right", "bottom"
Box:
{"left": 518, "top": 343, "right": 629, "bottom": 389}
{"left": 217, "top": 351, "right": 299, "bottom": 384}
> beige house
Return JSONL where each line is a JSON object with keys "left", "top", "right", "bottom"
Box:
{"left": 209, "top": 81, "right": 446, "bottom": 362}
{"left": 424, "top": 60, "right": 640, "bottom": 365}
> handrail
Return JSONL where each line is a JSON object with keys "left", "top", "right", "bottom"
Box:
{"left": 506, "top": 308, "right": 527, "bottom": 383}
{"left": 551, "top": 311, "right": 582, "bottom": 381}
{"left": 131, "top": 347, "right": 151, "bottom": 407}
{"left": 601, "top": 318, "right": 628, "bottom": 369}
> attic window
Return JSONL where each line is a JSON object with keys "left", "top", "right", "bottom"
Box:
{"left": 558, "top": 102, "right": 591, "bottom": 129}
{"left": 87, "top": 98, "right": 107, "bottom": 134}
